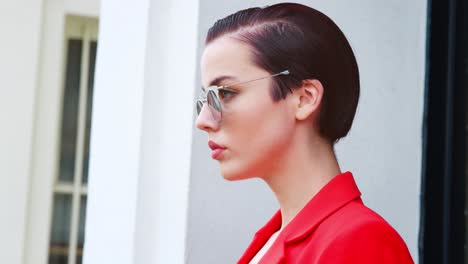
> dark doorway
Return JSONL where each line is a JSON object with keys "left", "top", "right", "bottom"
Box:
{"left": 420, "top": 0, "right": 468, "bottom": 263}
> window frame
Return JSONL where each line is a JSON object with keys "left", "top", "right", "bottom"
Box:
{"left": 48, "top": 15, "right": 98, "bottom": 264}
{"left": 24, "top": 1, "right": 99, "bottom": 263}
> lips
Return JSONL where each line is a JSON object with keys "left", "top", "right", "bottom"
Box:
{"left": 208, "top": 140, "right": 225, "bottom": 150}
{"left": 208, "top": 140, "right": 226, "bottom": 160}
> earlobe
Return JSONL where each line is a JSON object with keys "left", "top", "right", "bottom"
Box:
{"left": 295, "top": 79, "right": 323, "bottom": 121}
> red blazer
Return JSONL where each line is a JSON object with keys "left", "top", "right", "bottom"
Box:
{"left": 237, "top": 171, "right": 414, "bottom": 264}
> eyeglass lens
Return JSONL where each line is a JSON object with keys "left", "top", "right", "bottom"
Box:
{"left": 196, "top": 90, "right": 222, "bottom": 121}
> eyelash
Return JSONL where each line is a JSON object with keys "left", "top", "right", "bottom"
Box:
{"left": 218, "top": 88, "right": 237, "bottom": 100}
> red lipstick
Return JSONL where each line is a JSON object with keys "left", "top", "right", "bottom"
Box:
{"left": 208, "top": 140, "right": 226, "bottom": 160}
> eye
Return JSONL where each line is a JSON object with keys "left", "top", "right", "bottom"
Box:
{"left": 218, "top": 88, "right": 237, "bottom": 100}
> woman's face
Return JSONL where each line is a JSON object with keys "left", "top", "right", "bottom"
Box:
{"left": 196, "top": 36, "right": 296, "bottom": 181}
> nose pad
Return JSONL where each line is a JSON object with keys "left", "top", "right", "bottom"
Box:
{"left": 195, "top": 103, "right": 220, "bottom": 131}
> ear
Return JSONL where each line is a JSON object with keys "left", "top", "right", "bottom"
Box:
{"left": 295, "top": 79, "right": 324, "bottom": 121}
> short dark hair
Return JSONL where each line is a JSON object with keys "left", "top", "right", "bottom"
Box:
{"left": 206, "top": 3, "right": 360, "bottom": 144}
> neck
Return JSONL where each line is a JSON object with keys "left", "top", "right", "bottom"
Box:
{"left": 262, "top": 133, "right": 341, "bottom": 231}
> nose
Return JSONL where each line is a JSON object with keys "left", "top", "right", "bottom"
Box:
{"left": 195, "top": 104, "right": 220, "bottom": 132}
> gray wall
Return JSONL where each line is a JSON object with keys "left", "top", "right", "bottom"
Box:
{"left": 187, "top": 1, "right": 426, "bottom": 263}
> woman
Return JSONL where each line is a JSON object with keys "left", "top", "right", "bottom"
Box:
{"left": 195, "top": 3, "right": 413, "bottom": 264}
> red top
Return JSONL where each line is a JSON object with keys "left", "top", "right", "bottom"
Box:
{"left": 237, "top": 171, "right": 414, "bottom": 264}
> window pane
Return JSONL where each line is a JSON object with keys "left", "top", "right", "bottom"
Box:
{"left": 49, "top": 194, "right": 72, "bottom": 264}
{"left": 82, "top": 41, "right": 97, "bottom": 185}
{"left": 76, "top": 195, "right": 87, "bottom": 263}
{"left": 58, "top": 39, "right": 82, "bottom": 183}
{"left": 49, "top": 255, "right": 68, "bottom": 264}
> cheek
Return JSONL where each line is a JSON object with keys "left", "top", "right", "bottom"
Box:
{"left": 241, "top": 97, "right": 293, "bottom": 147}
{"left": 245, "top": 108, "right": 293, "bottom": 161}
{"left": 220, "top": 99, "right": 294, "bottom": 179}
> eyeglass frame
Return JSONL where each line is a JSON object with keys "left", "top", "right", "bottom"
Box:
{"left": 196, "top": 69, "right": 290, "bottom": 116}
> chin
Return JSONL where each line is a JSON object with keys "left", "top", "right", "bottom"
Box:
{"left": 220, "top": 170, "right": 250, "bottom": 181}
{"left": 219, "top": 161, "right": 258, "bottom": 181}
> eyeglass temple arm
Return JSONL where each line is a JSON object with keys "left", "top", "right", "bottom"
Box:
{"left": 221, "top": 70, "right": 290, "bottom": 88}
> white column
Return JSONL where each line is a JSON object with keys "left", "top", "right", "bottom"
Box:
{"left": 134, "top": 0, "right": 200, "bottom": 263}
{"left": 82, "top": 0, "right": 149, "bottom": 262}
{"left": 83, "top": 0, "right": 199, "bottom": 263}
{"left": 0, "top": 1, "right": 43, "bottom": 264}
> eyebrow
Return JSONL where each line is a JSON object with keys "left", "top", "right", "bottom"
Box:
{"left": 202, "top": 75, "right": 239, "bottom": 91}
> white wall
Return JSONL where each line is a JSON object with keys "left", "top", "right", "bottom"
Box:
{"left": 0, "top": 1, "right": 44, "bottom": 263}
{"left": 187, "top": 0, "right": 426, "bottom": 263}
{"left": 64, "top": 0, "right": 100, "bottom": 17}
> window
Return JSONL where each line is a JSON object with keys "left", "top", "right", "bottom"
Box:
{"left": 48, "top": 16, "right": 98, "bottom": 264}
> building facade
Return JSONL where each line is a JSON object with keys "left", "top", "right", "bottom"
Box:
{"left": 5, "top": 0, "right": 464, "bottom": 263}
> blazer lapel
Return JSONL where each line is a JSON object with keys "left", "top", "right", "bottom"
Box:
{"left": 238, "top": 171, "right": 361, "bottom": 264}
{"left": 283, "top": 171, "right": 361, "bottom": 244}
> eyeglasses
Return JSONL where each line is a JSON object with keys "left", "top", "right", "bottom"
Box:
{"left": 196, "top": 70, "right": 290, "bottom": 121}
